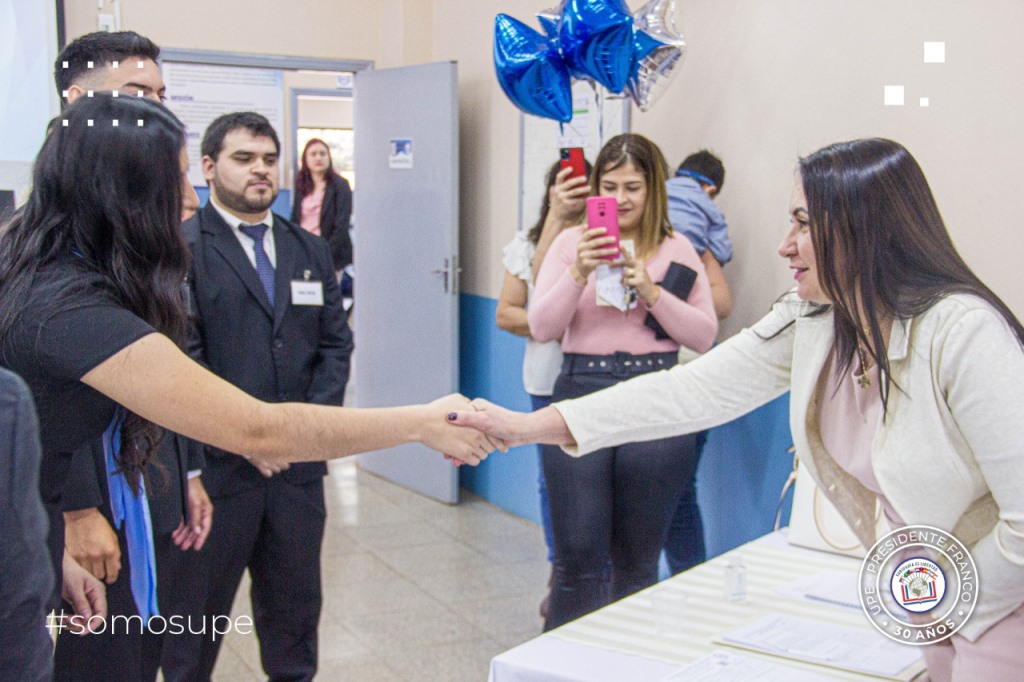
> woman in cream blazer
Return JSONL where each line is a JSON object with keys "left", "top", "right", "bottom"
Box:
{"left": 452, "top": 138, "right": 1024, "bottom": 681}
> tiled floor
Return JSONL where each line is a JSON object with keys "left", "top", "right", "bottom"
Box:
{"left": 210, "top": 459, "right": 550, "bottom": 681}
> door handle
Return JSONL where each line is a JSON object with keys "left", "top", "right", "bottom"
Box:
{"left": 431, "top": 258, "right": 450, "bottom": 293}
{"left": 451, "top": 254, "right": 462, "bottom": 295}
{"left": 431, "top": 256, "right": 463, "bottom": 295}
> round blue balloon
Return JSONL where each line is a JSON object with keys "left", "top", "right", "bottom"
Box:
{"left": 558, "top": 0, "right": 635, "bottom": 93}
{"left": 494, "top": 13, "right": 573, "bottom": 122}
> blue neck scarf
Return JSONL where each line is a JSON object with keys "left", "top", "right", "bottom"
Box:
{"left": 103, "top": 407, "right": 159, "bottom": 621}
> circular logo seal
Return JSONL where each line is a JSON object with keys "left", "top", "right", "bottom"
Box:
{"left": 859, "top": 525, "right": 977, "bottom": 645}
{"left": 890, "top": 557, "right": 945, "bottom": 613}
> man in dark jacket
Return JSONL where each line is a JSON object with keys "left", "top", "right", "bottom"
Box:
{"left": 161, "top": 112, "right": 352, "bottom": 682}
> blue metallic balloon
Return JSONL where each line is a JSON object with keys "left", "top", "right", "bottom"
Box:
{"left": 558, "top": 0, "right": 635, "bottom": 93}
{"left": 494, "top": 13, "right": 573, "bottom": 122}
{"left": 535, "top": 3, "right": 563, "bottom": 39}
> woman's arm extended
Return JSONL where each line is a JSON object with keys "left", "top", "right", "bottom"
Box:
{"left": 82, "top": 333, "right": 500, "bottom": 465}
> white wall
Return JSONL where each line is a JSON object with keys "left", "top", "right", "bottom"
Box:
{"left": 64, "top": 0, "right": 1024, "bottom": 334}
{"left": 635, "top": 0, "right": 1024, "bottom": 335}
{"left": 0, "top": 0, "right": 59, "bottom": 201}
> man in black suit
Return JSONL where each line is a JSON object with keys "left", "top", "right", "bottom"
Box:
{"left": 160, "top": 112, "right": 352, "bottom": 682}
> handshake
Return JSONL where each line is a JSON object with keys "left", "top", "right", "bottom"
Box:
{"left": 423, "top": 393, "right": 569, "bottom": 465}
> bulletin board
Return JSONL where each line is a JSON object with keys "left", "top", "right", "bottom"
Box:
{"left": 158, "top": 48, "right": 371, "bottom": 188}
{"left": 518, "top": 82, "right": 631, "bottom": 232}
{"left": 162, "top": 61, "right": 286, "bottom": 187}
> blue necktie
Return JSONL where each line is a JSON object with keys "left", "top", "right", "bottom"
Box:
{"left": 239, "top": 223, "right": 275, "bottom": 306}
{"left": 103, "top": 407, "right": 159, "bottom": 621}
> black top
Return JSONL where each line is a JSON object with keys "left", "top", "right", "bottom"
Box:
{"left": 0, "top": 271, "right": 154, "bottom": 505}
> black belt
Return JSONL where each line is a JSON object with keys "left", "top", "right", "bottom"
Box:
{"left": 562, "top": 351, "right": 677, "bottom": 378}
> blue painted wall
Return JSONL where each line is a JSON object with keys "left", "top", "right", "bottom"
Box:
{"left": 697, "top": 393, "right": 794, "bottom": 557}
{"left": 459, "top": 294, "right": 544, "bottom": 526}
{"left": 458, "top": 293, "right": 794, "bottom": 558}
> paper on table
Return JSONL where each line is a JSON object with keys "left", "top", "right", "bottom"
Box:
{"left": 719, "top": 614, "right": 922, "bottom": 679}
{"left": 775, "top": 570, "right": 862, "bottom": 610}
{"left": 658, "top": 651, "right": 841, "bottom": 681}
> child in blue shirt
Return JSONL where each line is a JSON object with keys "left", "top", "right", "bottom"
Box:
{"left": 666, "top": 150, "right": 733, "bottom": 319}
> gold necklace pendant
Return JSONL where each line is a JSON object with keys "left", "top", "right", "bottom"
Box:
{"left": 856, "top": 344, "right": 872, "bottom": 388}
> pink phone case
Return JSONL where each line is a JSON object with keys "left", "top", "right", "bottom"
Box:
{"left": 586, "top": 196, "right": 620, "bottom": 260}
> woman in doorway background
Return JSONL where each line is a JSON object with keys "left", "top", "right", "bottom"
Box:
{"left": 291, "top": 137, "right": 354, "bottom": 273}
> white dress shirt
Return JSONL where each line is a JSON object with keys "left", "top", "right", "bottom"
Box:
{"left": 210, "top": 198, "right": 277, "bottom": 268}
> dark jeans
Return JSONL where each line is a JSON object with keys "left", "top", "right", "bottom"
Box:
{"left": 529, "top": 393, "right": 556, "bottom": 563}
{"left": 664, "top": 429, "right": 708, "bottom": 575}
{"left": 543, "top": 355, "right": 698, "bottom": 630}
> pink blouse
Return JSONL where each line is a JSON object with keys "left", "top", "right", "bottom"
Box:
{"left": 817, "top": 352, "right": 904, "bottom": 527}
{"left": 299, "top": 186, "right": 325, "bottom": 236}
{"left": 819, "top": 351, "right": 1024, "bottom": 673}
{"left": 528, "top": 228, "right": 718, "bottom": 355}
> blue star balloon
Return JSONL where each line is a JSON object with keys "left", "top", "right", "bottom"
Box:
{"left": 494, "top": 13, "right": 573, "bottom": 122}
{"left": 558, "top": 0, "right": 635, "bottom": 93}
{"left": 536, "top": 3, "right": 563, "bottom": 39}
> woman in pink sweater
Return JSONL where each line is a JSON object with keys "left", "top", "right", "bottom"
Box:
{"left": 528, "top": 134, "right": 718, "bottom": 629}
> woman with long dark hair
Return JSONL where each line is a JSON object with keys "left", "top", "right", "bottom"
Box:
{"left": 455, "top": 138, "right": 1024, "bottom": 679}
{"left": 0, "top": 94, "right": 495, "bottom": 614}
{"left": 525, "top": 134, "right": 717, "bottom": 629}
{"left": 290, "top": 137, "right": 353, "bottom": 271}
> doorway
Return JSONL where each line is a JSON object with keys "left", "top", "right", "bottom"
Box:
{"left": 291, "top": 84, "right": 356, "bottom": 317}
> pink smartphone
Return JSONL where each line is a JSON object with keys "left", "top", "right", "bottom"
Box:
{"left": 586, "top": 196, "right": 620, "bottom": 260}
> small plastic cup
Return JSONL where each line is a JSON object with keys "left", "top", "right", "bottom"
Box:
{"left": 651, "top": 585, "right": 689, "bottom": 636}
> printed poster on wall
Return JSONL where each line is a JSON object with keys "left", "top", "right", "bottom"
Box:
{"left": 161, "top": 62, "right": 285, "bottom": 186}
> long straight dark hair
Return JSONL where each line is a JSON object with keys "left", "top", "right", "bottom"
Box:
{"left": 0, "top": 93, "right": 190, "bottom": 491}
{"left": 800, "top": 138, "right": 1024, "bottom": 410}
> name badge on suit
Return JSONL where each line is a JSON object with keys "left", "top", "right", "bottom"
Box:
{"left": 291, "top": 279, "right": 324, "bottom": 306}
